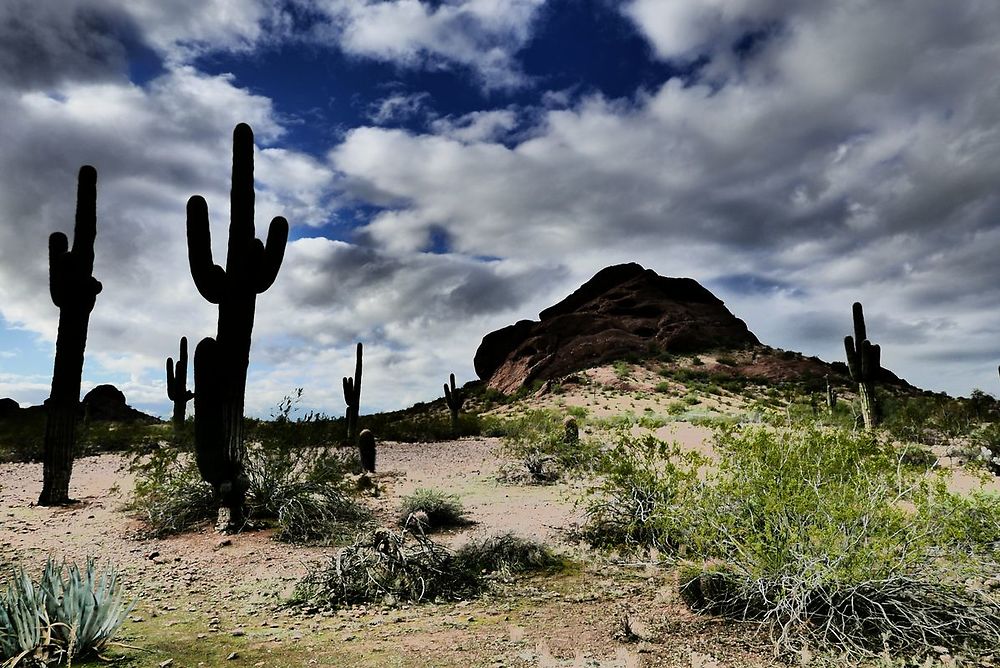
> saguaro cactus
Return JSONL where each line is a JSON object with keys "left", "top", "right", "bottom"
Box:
{"left": 564, "top": 416, "right": 579, "bottom": 446}
{"left": 39, "top": 166, "right": 103, "bottom": 506}
{"left": 844, "top": 302, "right": 880, "bottom": 429}
{"left": 343, "top": 342, "right": 363, "bottom": 444}
{"left": 187, "top": 123, "right": 288, "bottom": 531}
{"left": 443, "top": 373, "right": 464, "bottom": 433}
{"left": 166, "top": 336, "right": 194, "bottom": 432}
{"left": 825, "top": 374, "right": 837, "bottom": 412}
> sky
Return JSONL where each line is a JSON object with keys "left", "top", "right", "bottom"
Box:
{"left": 1, "top": 0, "right": 999, "bottom": 419}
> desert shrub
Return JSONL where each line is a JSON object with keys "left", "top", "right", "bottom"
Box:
{"left": 970, "top": 422, "right": 1000, "bottom": 474}
{"left": 244, "top": 440, "right": 369, "bottom": 544}
{"left": 715, "top": 356, "right": 737, "bottom": 366}
{"left": 585, "top": 423, "right": 1000, "bottom": 658}
{"left": 453, "top": 533, "right": 562, "bottom": 574}
{"left": 654, "top": 381, "right": 671, "bottom": 394}
{"left": 498, "top": 409, "right": 600, "bottom": 482}
{"left": 295, "top": 529, "right": 559, "bottom": 608}
{"left": 0, "top": 558, "right": 133, "bottom": 665}
{"left": 584, "top": 432, "right": 705, "bottom": 551}
{"left": 126, "top": 446, "right": 215, "bottom": 537}
{"left": 77, "top": 420, "right": 162, "bottom": 454}
{"left": 129, "top": 391, "right": 369, "bottom": 542}
{"left": 397, "top": 489, "right": 470, "bottom": 531}
{"left": 613, "top": 360, "right": 632, "bottom": 380}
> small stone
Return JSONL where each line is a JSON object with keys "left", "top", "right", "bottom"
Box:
{"left": 226, "top": 652, "right": 239, "bottom": 660}
{"left": 158, "top": 661, "right": 173, "bottom": 668}
{"left": 231, "top": 629, "right": 246, "bottom": 637}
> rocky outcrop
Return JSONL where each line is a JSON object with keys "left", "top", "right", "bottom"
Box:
{"left": 475, "top": 263, "right": 760, "bottom": 394}
{"left": 81, "top": 384, "right": 159, "bottom": 423}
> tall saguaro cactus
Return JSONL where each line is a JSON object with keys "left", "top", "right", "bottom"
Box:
{"left": 844, "top": 302, "right": 881, "bottom": 429}
{"left": 443, "top": 373, "right": 464, "bottom": 433}
{"left": 187, "top": 123, "right": 289, "bottom": 531}
{"left": 166, "top": 336, "right": 194, "bottom": 432}
{"left": 343, "top": 342, "right": 363, "bottom": 443}
{"left": 39, "top": 166, "right": 103, "bottom": 506}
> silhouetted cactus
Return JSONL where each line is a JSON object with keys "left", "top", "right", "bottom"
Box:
{"left": 343, "top": 342, "right": 363, "bottom": 444}
{"left": 844, "top": 302, "right": 880, "bottom": 429}
{"left": 825, "top": 374, "right": 837, "bottom": 412}
{"left": 358, "top": 428, "right": 376, "bottom": 473}
{"left": 166, "top": 336, "right": 194, "bottom": 432}
{"left": 39, "top": 166, "right": 103, "bottom": 506}
{"left": 443, "top": 373, "right": 464, "bottom": 434}
{"left": 187, "top": 123, "right": 288, "bottom": 531}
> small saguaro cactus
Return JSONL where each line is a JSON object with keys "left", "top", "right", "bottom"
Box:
{"left": 564, "top": 416, "right": 579, "bottom": 447}
{"left": 825, "top": 374, "right": 837, "bottom": 412}
{"left": 166, "top": 336, "right": 194, "bottom": 432}
{"left": 187, "top": 123, "right": 289, "bottom": 531}
{"left": 844, "top": 302, "right": 881, "bottom": 430}
{"left": 443, "top": 373, "right": 464, "bottom": 433}
{"left": 358, "top": 428, "right": 376, "bottom": 473}
{"left": 343, "top": 342, "right": 363, "bottom": 444}
{"left": 39, "top": 166, "right": 103, "bottom": 506}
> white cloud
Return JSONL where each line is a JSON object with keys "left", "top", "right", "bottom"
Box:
{"left": 367, "top": 91, "right": 434, "bottom": 125}
{"left": 307, "top": 0, "right": 546, "bottom": 89}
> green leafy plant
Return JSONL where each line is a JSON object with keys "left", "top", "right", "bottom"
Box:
{"left": 585, "top": 423, "right": 1000, "bottom": 659}
{"left": 0, "top": 558, "right": 133, "bottom": 666}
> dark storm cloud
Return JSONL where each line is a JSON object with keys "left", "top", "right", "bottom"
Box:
{"left": 0, "top": 1, "right": 134, "bottom": 88}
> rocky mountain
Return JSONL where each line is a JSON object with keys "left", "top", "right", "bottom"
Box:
{"left": 475, "top": 263, "right": 761, "bottom": 394}
{"left": 475, "top": 263, "right": 915, "bottom": 395}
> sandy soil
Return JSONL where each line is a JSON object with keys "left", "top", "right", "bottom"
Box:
{"left": 0, "top": 431, "right": 777, "bottom": 668}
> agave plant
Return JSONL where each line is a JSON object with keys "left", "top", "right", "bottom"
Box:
{"left": 0, "top": 558, "right": 133, "bottom": 666}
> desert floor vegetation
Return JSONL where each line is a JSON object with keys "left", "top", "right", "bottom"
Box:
{"left": 5, "top": 363, "right": 1000, "bottom": 666}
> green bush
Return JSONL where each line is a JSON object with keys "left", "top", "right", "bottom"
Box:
{"left": 398, "top": 489, "right": 470, "bottom": 531}
{"left": 584, "top": 433, "right": 705, "bottom": 550}
{"left": 0, "top": 558, "right": 133, "bottom": 665}
{"left": 585, "top": 423, "right": 1000, "bottom": 658}
{"left": 126, "top": 446, "right": 216, "bottom": 537}
{"left": 654, "top": 381, "right": 671, "bottom": 394}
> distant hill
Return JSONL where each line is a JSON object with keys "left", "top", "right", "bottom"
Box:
{"left": 475, "top": 263, "right": 917, "bottom": 394}
{"left": 0, "top": 384, "right": 160, "bottom": 424}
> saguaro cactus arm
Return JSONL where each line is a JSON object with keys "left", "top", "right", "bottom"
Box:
{"left": 49, "top": 166, "right": 102, "bottom": 309}
{"left": 252, "top": 219, "right": 288, "bottom": 293}
{"left": 186, "top": 196, "right": 225, "bottom": 304}
{"left": 166, "top": 337, "right": 195, "bottom": 403}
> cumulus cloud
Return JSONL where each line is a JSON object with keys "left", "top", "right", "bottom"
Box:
{"left": 327, "top": 0, "right": 1000, "bottom": 395}
{"left": 305, "top": 0, "right": 546, "bottom": 89}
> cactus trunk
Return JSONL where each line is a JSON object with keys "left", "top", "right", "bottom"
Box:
{"left": 187, "top": 124, "right": 288, "bottom": 532}
{"left": 39, "top": 166, "right": 102, "bottom": 506}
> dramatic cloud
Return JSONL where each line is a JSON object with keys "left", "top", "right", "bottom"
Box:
{"left": 329, "top": 1, "right": 1000, "bottom": 394}
{"left": 2, "top": 0, "right": 999, "bottom": 418}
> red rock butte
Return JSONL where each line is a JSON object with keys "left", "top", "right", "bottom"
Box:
{"left": 474, "top": 263, "right": 760, "bottom": 394}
